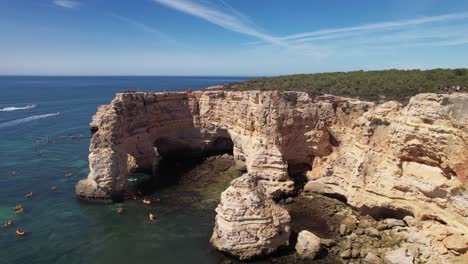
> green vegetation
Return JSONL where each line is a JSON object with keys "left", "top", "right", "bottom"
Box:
{"left": 370, "top": 118, "right": 391, "bottom": 126}
{"left": 441, "top": 97, "right": 451, "bottom": 106}
{"left": 224, "top": 69, "right": 468, "bottom": 102}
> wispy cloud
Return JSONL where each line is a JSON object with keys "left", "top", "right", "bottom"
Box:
{"left": 111, "top": 14, "right": 165, "bottom": 36}
{"left": 53, "top": 0, "right": 80, "bottom": 9}
{"left": 152, "top": 0, "right": 468, "bottom": 52}
{"left": 282, "top": 12, "right": 468, "bottom": 42}
{"left": 111, "top": 14, "right": 174, "bottom": 41}
{"left": 151, "top": 0, "right": 283, "bottom": 45}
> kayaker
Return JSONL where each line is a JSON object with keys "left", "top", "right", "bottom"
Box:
{"left": 149, "top": 213, "right": 156, "bottom": 221}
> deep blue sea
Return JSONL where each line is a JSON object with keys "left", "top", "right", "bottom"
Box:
{"left": 0, "top": 76, "right": 249, "bottom": 264}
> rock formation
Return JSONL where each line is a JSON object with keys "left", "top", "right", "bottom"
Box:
{"left": 295, "top": 230, "right": 321, "bottom": 259}
{"left": 76, "top": 90, "right": 467, "bottom": 261}
{"left": 304, "top": 93, "right": 468, "bottom": 232}
{"left": 210, "top": 173, "right": 291, "bottom": 260}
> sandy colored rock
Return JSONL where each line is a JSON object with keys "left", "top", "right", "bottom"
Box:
{"left": 443, "top": 234, "right": 468, "bottom": 254}
{"left": 364, "top": 252, "right": 382, "bottom": 264}
{"left": 76, "top": 91, "right": 468, "bottom": 260}
{"left": 385, "top": 247, "right": 414, "bottom": 264}
{"left": 295, "top": 230, "right": 321, "bottom": 259}
{"left": 210, "top": 174, "right": 291, "bottom": 260}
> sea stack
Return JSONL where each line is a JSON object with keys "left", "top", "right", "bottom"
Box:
{"left": 210, "top": 173, "right": 291, "bottom": 260}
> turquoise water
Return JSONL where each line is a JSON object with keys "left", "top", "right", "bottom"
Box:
{"left": 0, "top": 76, "right": 248, "bottom": 264}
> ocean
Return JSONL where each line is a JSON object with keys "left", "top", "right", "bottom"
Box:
{"left": 0, "top": 76, "right": 249, "bottom": 264}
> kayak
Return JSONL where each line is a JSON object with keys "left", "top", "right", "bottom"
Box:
{"left": 149, "top": 213, "right": 156, "bottom": 221}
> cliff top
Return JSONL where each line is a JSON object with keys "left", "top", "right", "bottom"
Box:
{"left": 223, "top": 69, "right": 468, "bottom": 102}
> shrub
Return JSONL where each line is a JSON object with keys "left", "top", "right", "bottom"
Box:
{"left": 370, "top": 118, "right": 390, "bottom": 126}
{"left": 441, "top": 97, "right": 450, "bottom": 106}
{"left": 225, "top": 69, "right": 468, "bottom": 102}
{"left": 281, "top": 92, "right": 298, "bottom": 104}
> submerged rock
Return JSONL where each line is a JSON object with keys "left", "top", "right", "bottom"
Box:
{"left": 295, "top": 230, "right": 321, "bottom": 259}
{"left": 210, "top": 174, "right": 290, "bottom": 260}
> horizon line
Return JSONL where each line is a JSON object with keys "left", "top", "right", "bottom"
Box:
{"left": 0, "top": 67, "right": 467, "bottom": 78}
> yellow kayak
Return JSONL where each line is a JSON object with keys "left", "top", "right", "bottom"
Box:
{"left": 149, "top": 213, "right": 156, "bottom": 221}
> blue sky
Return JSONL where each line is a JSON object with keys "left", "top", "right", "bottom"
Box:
{"left": 1, "top": 0, "right": 468, "bottom": 76}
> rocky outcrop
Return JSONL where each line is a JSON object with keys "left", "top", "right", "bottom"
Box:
{"left": 295, "top": 230, "right": 321, "bottom": 259}
{"left": 304, "top": 93, "right": 468, "bottom": 232}
{"left": 77, "top": 90, "right": 467, "bottom": 261}
{"left": 210, "top": 173, "right": 291, "bottom": 260}
{"left": 79, "top": 91, "right": 377, "bottom": 199}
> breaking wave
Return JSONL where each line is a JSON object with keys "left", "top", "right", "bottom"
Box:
{"left": 0, "top": 105, "right": 37, "bottom": 112}
{"left": 0, "top": 113, "right": 60, "bottom": 129}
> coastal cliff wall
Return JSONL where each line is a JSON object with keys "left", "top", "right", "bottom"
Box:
{"left": 77, "top": 91, "right": 371, "bottom": 199}
{"left": 76, "top": 90, "right": 468, "bottom": 260}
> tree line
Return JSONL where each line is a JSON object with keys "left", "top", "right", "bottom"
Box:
{"left": 224, "top": 69, "right": 468, "bottom": 102}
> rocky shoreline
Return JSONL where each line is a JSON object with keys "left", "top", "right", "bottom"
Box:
{"left": 103, "top": 153, "right": 468, "bottom": 263}
{"left": 76, "top": 90, "right": 467, "bottom": 263}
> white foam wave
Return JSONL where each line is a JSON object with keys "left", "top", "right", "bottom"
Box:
{"left": 0, "top": 105, "right": 37, "bottom": 112}
{"left": 0, "top": 113, "right": 60, "bottom": 129}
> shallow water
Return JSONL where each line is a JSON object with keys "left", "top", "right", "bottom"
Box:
{"left": 0, "top": 76, "right": 248, "bottom": 264}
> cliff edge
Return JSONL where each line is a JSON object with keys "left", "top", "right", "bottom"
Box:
{"left": 76, "top": 90, "right": 467, "bottom": 261}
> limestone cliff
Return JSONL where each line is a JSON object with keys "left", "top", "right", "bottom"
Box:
{"left": 76, "top": 90, "right": 467, "bottom": 260}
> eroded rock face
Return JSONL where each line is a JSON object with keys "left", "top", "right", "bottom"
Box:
{"left": 76, "top": 91, "right": 370, "bottom": 200}
{"left": 77, "top": 90, "right": 467, "bottom": 260}
{"left": 210, "top": 173, "right": 291, "bottom": 260}
{"left": 305, "top": 93, "right": 468, "bottom": 232}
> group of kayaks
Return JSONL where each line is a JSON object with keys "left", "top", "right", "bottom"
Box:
{"left": 3, "top": 179, "right": 61, "bottom": 237}
{"left": 4, "top": 172, "right": 158, "bottom": 238}
{"left": 2, "top": 205, "right": 26, "bottom": 236}
{"left": 115, "top": 198, "right": 157, "bottom": 221}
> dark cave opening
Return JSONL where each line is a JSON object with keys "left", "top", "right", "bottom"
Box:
{"left": 287, "top": 161, "right": 312, "bottom": 195}
{"left": 360, "top": 205, "right": 414, "bottom": 220}
{"left": 153, "top": 136, "right": 235, "bottom": 189}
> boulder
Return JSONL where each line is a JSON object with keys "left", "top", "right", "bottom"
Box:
{"left": 295, "top": 230, "right": 321, "bottom": 259}
{"left": 364, "top": 252, "right": 382, "bottom": 264}
{"left": 443, "top": 234, "right": 468, "bottom": 254}
{"left": 340, "top": 249, "right": 352, "bottom": 259}
{"left": 365, "top": 227, "right": 381, "bottom": 238}
{"left": 384, "top": 218, "right": 406, "bottom": 228}
{"left": 384, "top": 248, "right": 414, "bottom": 264}
{"left": 340, "top": 224, "right": 348, "bottom": 235}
